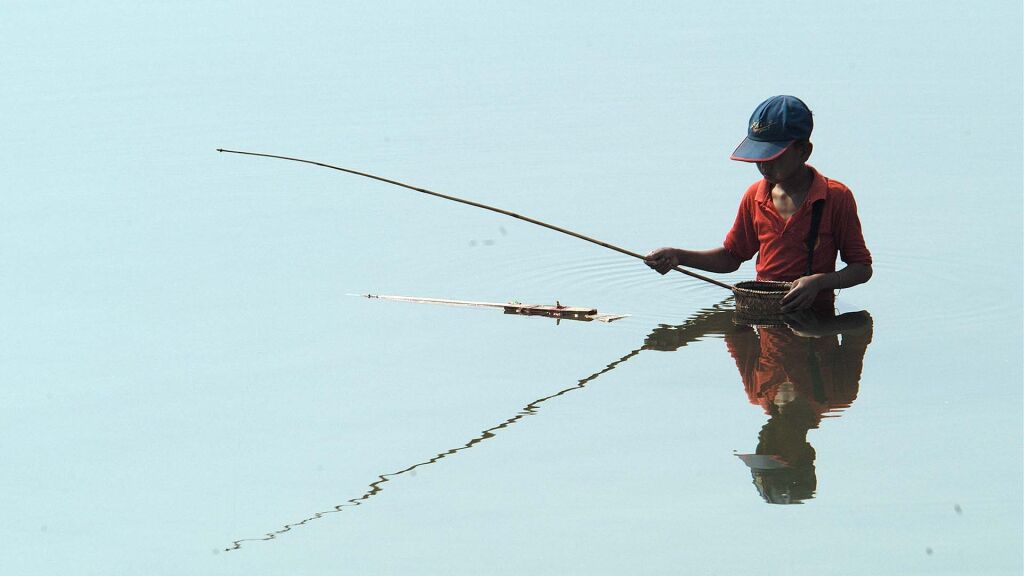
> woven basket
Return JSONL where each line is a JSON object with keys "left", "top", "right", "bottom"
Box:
{"left": 732, "top": 280, "right": 792, "bottom": 317}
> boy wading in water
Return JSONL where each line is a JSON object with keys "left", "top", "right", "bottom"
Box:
{"left": 645, "top": 95, "right": 872, "bottom": 312}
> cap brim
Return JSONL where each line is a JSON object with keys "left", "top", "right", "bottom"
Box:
{"left": 730, "top": 138, "right": 793, "bottom": 162}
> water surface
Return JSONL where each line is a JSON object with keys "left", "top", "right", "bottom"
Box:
{"left": 3, "top": 2, "right": 1021, "bottom": 575}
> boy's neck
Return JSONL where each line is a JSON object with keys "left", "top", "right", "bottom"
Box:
{"left": 771, "top": 165, "right": 814, "bottom": 201}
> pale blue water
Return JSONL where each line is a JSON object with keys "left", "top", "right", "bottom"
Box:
{"left": 3, "top": 2, "right": 1021, "bottom": 574}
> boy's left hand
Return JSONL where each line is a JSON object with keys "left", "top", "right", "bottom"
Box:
{"left": 780, "top": 275, "right": 822, "bottom": 312}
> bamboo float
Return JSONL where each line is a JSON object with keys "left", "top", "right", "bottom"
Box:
{"left": 354, "top": 294, "right": 629, "bottom": 323}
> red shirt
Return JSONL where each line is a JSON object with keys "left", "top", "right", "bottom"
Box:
{"left": 723, "top": 167, "right": 872, "bottom": 282}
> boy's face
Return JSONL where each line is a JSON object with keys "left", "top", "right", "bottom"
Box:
{"left": 756, "top": 141, "right": 812, "bottom": 184}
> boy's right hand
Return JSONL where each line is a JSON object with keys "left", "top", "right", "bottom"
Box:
{"left": 644, "top": 247, "right": 680, "bottom": 275}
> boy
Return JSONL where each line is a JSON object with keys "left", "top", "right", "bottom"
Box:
{"left": 645, "top": 95, "right": 872, "bottom": 312}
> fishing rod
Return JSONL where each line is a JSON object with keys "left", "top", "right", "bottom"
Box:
{"left": 216, "top": 148, "right": 735, "bottom": 291}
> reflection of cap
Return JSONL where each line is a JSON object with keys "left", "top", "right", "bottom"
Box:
{"left": 736, "top": 454, "right": 816, "bottom": 504}
{"left": 731, "top": 95, "right": 813, "bottom": 162}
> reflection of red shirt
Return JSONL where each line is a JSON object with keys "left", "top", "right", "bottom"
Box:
{"left": 725, "top": 325, "right": 870, "bottom": 419}
{"left": 723, "top": 167, "right": 872, "bottom": 282}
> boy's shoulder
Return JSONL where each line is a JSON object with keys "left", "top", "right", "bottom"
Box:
{"left": 742, "top": 179, "right": 767, "bottom": 202}
{"left": 823, "top": 175, "right": 852, "bottom": 193}
{"left": 815, "top": 169, "right": 858, "bottom": 201}
{"left": 822, "top": 177, "right": 859, "bottom": 208}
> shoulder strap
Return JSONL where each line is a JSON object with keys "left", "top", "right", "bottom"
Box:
{"left": 805, "top": 199, "right": 825, "bottom": 276}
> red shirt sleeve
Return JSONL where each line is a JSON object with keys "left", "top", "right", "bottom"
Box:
{"left": 723, "top": 183, "right": 761, "bottom": 262}
{"left": 830, "top": 186, "right": 872, "bottom": 266}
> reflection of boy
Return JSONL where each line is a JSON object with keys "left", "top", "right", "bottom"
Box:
{"left": 728, "top": 311, "right": 872, "bottom": 504}
{"left": 646, "top": 96, "right": 873, "bottom": 312}
{"left": 726, "top": 311, "right": 872, "bottom": 419}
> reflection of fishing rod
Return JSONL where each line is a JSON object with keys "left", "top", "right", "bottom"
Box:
{"left": 226, "top": 345, "right": 644, "bottom": 551}
{"left": 217, "top": 148, "right": 735, "bottom": 292}
{"left": 225, "top": 303, "right": 734, "bottom": 551}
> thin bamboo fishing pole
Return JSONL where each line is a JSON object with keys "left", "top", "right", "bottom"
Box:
{"left": 216, "top": 148, "right": 735, "bottom": 291}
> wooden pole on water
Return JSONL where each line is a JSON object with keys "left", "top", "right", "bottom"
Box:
{"left": 217, "top": 148, "right": 736, "bottom": 292}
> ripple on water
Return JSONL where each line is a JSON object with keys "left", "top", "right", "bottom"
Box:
{"left": 403, "top": 239, "right": 1023, "bottom": 333}
{"left": 497, "top": 249, "right": 738, "bottom": 322}
{"left": 867, "top": 247, "right": 1022, "bottom": 333}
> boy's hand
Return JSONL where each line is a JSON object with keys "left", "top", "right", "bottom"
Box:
{"left": 780, "top": 275, "right": 823, "bottom": 312}
{"left": 644, "top": 248, "right": 680, "bottom": 275}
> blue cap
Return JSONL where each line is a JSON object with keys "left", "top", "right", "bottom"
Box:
{"left": 730, "top": 95, "right": 813, "bottom": 162}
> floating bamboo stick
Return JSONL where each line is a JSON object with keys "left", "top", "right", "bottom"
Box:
{"left": 353, "top": 294, "right": 628, "bottom": 323}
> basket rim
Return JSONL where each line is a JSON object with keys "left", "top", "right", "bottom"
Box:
{"left": 733, "top": 280, "right": 792, "bottom": 295}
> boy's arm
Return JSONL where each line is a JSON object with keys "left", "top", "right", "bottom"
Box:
{"left": 780, "top": 263, "right": 873, "bottom": 312}
{"left": 644, "top": 246, "right": 743, "bottom": 275}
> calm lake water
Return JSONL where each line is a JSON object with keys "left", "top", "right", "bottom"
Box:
{"left": 3, "top": 2, "right": 1022, "bottom": 575}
